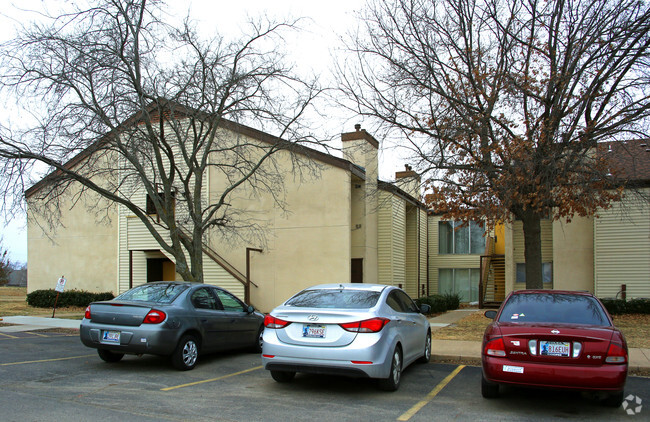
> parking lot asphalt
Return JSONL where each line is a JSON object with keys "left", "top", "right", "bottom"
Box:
{"left": 3, "top": 312, "right": 649, "bottom": 373}
{"left": 0, "top": 325, "right": 648, "bottom": 421}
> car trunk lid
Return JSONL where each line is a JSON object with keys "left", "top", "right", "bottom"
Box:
{"left": 89, "top": 301, "right": 156, "bottom": 326}
{"left": 272, "top": 309, "right": 369, "bottom": 347}
{"left": 498, "top": 323, "right": 615, "bottom": 365}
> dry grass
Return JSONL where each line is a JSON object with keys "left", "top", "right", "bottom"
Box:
{"left": 432, "top": 311, "right": 492, "bottom": 341}
{"left": 0, "top": 286, "right": 28, "bottom": 297}
{"left": 611, "top": 314, "right": 650, "bottom": 349}
{"left": 0, "top": 287, "right": 85, "bottom": 320}
{"left": 432, "top": 310, "right": 650, "bottom": 349}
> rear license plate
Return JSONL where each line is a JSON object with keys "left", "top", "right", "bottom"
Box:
{"left": 102, "top": 330, "right": 120, "bottom": 344}
{"left": 302, "top": 324, "right": 326, "bottom": 338}
{"left": 540, "top": 341, "right": 570, "bottom": 357}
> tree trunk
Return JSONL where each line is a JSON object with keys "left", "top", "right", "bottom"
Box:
{"left": 521, "top": 211, "right": 544, "bottom": 290}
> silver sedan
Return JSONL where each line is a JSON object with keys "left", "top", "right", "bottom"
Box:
{"left": 262, "top": 283, "right": 432, "bottom": 391}
{"left": 80, "top": 281, "right": 264, "bottom": 370}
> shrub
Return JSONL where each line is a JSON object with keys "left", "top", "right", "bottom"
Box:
{"left": 26, "top": 289, "right": 114, "bottom": 308}
{"left": 441, "top": 292, "right": 461, "bottom": 310}
{"left": 600, "top": 297, "right": 650, "bottom": 315}
{"left": 600, "top": 298, "right": 626, "bottom": 315}
{"left": 416, "top": 294, "right": 448, "bottom": 314}
{"left": 625, "top": 298, "right": 650, "bottom": 314}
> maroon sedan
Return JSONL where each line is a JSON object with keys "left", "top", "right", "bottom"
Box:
{"left": 481, "top": 290, "right": 627, "bottom": 407}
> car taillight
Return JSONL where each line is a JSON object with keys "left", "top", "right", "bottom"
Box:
{"left": 143, "top": 310, "right": 166, "bottom": 324}
{"left": 84, "top": 305, "right": 91, "bottom": 319}
{"left": 484, "top": 337, "right": 506, "bottom": 357}
{"left": 339, "top": 317, "right": 390, "bottom": 333}
{"left": 605, "top": 342, "right": 627, "bottom": 364}
{"left": 264, "top": 314, "right": 291, "bottom": 329}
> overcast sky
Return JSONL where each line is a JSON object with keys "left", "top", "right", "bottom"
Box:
{"left": 0, "top": 0, "right": 407, "bottom": 265}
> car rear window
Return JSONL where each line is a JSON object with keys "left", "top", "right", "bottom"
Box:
{"left": 116, "top": 283, "right": 189, "bottom": 304}
{"left": 285, "top": 289, "right": 381, "bottom": 309}
{"left": 498, "top": 293, "right": 611, "bottom": 326}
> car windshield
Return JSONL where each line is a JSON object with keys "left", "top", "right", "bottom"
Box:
{"left": 116, "top": 283, "right": 189, "bottom": 304}
{"left": 498, "top": 293, "right": 611, "bottom": 326}
{"left": 285, "top": 289, "right": 381, "bottom": 309}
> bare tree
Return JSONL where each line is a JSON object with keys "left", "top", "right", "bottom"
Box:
{"left": 340, "top": 0, "right": 650, "bottom": 288}
{"left": 0, "top": 0, "right": 322, "bottom": 283}
{"left": 0, "top": 237, "right": 10, "bottom": 285}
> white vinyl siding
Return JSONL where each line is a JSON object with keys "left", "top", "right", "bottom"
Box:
{"left": 405, "top": 206, "right": 418, "bottom": 298}
{"left": 378, "top": 192, "right": 406, "bottom": 288}
{"left": 594, "top": 189, "right": 650, "bottom": 298}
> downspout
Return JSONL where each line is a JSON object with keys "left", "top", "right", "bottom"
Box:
{"left": 426, "top": 212, "right": 430, "bottom": 297}
{"left": 418, "top": 208, "right": 421, "bottom": 297}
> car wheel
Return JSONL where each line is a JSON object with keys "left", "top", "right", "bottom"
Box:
{"left": 97, "top": 349, "right": 124, "bottom": 363}
{"left": 251, "top": 325, "right": 264, "bottom": 353}
{"left": 481, "top": 374, "right": 499, "bottom": 398}
{"left": 270, "top": 370, "right": 296, "bottom": 383}
{"left": 378, "top": 346, "right": 402, "bottom": 391}
{"left": 602, "top": 390, "right": 624, "bottom": 408}
{"left": 418, "top": 331, "right": 431, "bottom": 363}
{"left": 171, "top": 334, "right": 199, "bottom": 371}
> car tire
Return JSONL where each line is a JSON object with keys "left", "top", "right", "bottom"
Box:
{"left": 270, "top": 370, "right": 296, "bottom": 383}
{"left": 97, "top": 349, "right": 124, "bottom": 363}
{"left": 378, "top": 346, "right": 402, "bottom": 391}
{"left": 602, "top": 390, "right": 624, "bottom": 408}
{"left": 481, "top": 374, "right": 499, "bottom": 398}
{"left": 251, "top": 325, "right": 264, "bottom": 353}
{"left": 171, "top": 334, "right": 199, "bottom": 371}
{"left": 418, "top": 331, "right": 431, "bottom": 363}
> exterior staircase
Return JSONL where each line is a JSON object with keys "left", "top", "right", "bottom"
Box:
{"left": 176, "top": 228, "right": 260, "bottom": 309}
{"left": 479, "top": 237, "right": 506, "bottom": 308}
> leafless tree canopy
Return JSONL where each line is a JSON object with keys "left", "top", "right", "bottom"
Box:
{"left": 340, "top": 0, "right": 650, "bottom": 288}
{"left": 0, "top": 0, "right": 322, "bottom": 283}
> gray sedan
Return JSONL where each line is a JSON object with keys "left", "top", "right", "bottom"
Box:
{"left": 80, "top": 281, "right": 264, "bottom": 370}
{"left": 262, "top": 284, "right": 431, "bottom": 391}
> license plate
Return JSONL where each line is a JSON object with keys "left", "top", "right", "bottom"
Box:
{"left": 503, "top": 365, "right": 524, "bottom": 374}
{"left": 540, "top": 341, "right": 570, "bottom": 357}
{"left": 102, "top": 330, "right": 121, "bottom": 344}
{"left": 302, "top": 324, "right": 326, "bottom": 338}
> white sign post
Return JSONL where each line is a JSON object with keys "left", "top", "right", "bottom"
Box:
{"left": 52, "top": 276, "right": 66, "bottom": 318}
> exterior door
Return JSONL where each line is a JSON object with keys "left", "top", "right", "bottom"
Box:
{"left": 351, "top": 258, "right": 363, "bottom": 283}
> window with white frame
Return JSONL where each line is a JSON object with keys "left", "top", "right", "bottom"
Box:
{"left": 438, "top": 221, "right": 486, "bottom": 254}
{"left": 438, "top": 268, "right": 480, "bottom": 303}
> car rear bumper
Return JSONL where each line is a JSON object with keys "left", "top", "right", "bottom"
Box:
{"left": 262, "top": 330, "right": 394, "bottom": 379}
{"left": 80, "top": 320, "right": 179, "bottom": 356}
{"left": 482, "top": 356, "right": 628, "bottom": 391}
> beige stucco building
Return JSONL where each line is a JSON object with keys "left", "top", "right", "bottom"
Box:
{"left": 26, "top": 116, "right": 650, "bottom": 310}
{"left": 26, "top": 120, "right": 429, "bottom": 312}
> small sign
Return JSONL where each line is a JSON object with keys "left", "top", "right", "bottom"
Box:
{"left": 55, "top": 276, "right": 67, "bottom": 293}
{"left": 503, "top": 365, "right": 524, "bottom": 374}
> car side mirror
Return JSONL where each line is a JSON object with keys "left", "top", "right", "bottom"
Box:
{"left": 419, "top": 304, "right": 431, "bottom": 314}
{"left": 247, "top": 305, "right": 255, "bottom": 314}
{"left": 484, "top": 310, "right": 497, "bottom": 320}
